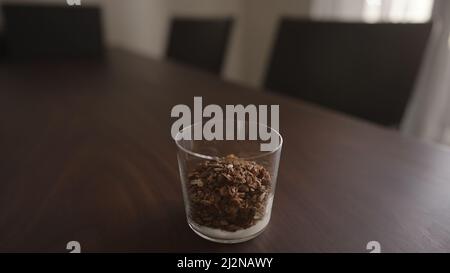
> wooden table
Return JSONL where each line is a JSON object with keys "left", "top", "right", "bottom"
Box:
{"left": 1, "top": 49, "right": 450, "bottom": 253}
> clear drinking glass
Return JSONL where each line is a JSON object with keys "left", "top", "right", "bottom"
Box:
{"left": 175, "top": 120, "right": 282, "bottom": 243}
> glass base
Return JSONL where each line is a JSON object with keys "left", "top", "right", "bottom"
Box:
{"left": 188, "top": 221, "right": 268, "bottom": 244}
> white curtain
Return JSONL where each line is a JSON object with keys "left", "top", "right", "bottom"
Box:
{"left": 402, "top": 0, "right": 450, "bottom": 144}
{"left": 311, "top": 0, "right": 434, "bottom": 23}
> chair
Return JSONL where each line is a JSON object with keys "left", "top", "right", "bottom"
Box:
{"left": 166, "top": 17, "right": 233, "bottom": 75}
{"left": 2, "top": 4, "right": 104, "bottom": 60}
{"left": 0, "top": 33, "right": 5, "bottom": 60}
{"left": 265, "top": 19, "right": 432, "bottom": 126}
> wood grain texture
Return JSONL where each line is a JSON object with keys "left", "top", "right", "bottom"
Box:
{"left": 1, "top": 49, "right": 450, "bottom": 252}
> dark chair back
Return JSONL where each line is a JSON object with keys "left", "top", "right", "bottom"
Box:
{"left": 166, "top": 17, "right": 233, "bottom": 74}
{"left": 2, "top": 4, "right": 104, "bottom": 60}
{"left": 0, "top": 33, "right": 5, "bottom": 61}
{"left": 265, "top": 19, "right": 432, "bottom": 126}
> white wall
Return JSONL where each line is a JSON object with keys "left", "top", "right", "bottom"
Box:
{"left": 165, "top": 0, "right": 311, "bottom": 87}
{"left": 105, "top": 0, "right": 169, "bottom": 58}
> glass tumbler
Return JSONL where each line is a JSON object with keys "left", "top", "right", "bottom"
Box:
{"left": 175, "top": 120, "right": 282, "bottom": 243}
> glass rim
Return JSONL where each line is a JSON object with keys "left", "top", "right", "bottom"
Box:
{"left": 174, "top": 120, "right": 283, "bottom": 161}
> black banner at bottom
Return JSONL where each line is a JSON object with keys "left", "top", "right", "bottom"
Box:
{"left": 1, "top": 253, "right": 447, "bottom": 272}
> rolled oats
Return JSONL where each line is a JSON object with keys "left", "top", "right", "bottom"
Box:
{"left": 187, "top": 154, "right": 271, "bottom": 232}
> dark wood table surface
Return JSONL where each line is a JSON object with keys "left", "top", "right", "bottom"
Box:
{"left": 1, "top": 49, "right": 450, "bottom": 253}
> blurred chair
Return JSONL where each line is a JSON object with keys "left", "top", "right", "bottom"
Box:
{"left": 2, "top": 4, "right": 104, "bottom": 60}
{"left": 265, "top": 19, "right": 432, "bottom": 126}
{"left": 0, "top": 32, "right": 5, "bottom": 61}
{"left": 166, "top": 17, "right": 233, "bottom": 75}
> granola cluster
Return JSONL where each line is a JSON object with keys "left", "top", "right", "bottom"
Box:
{"left": 187, "top": 154, "right": 271, "bottom": 232}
